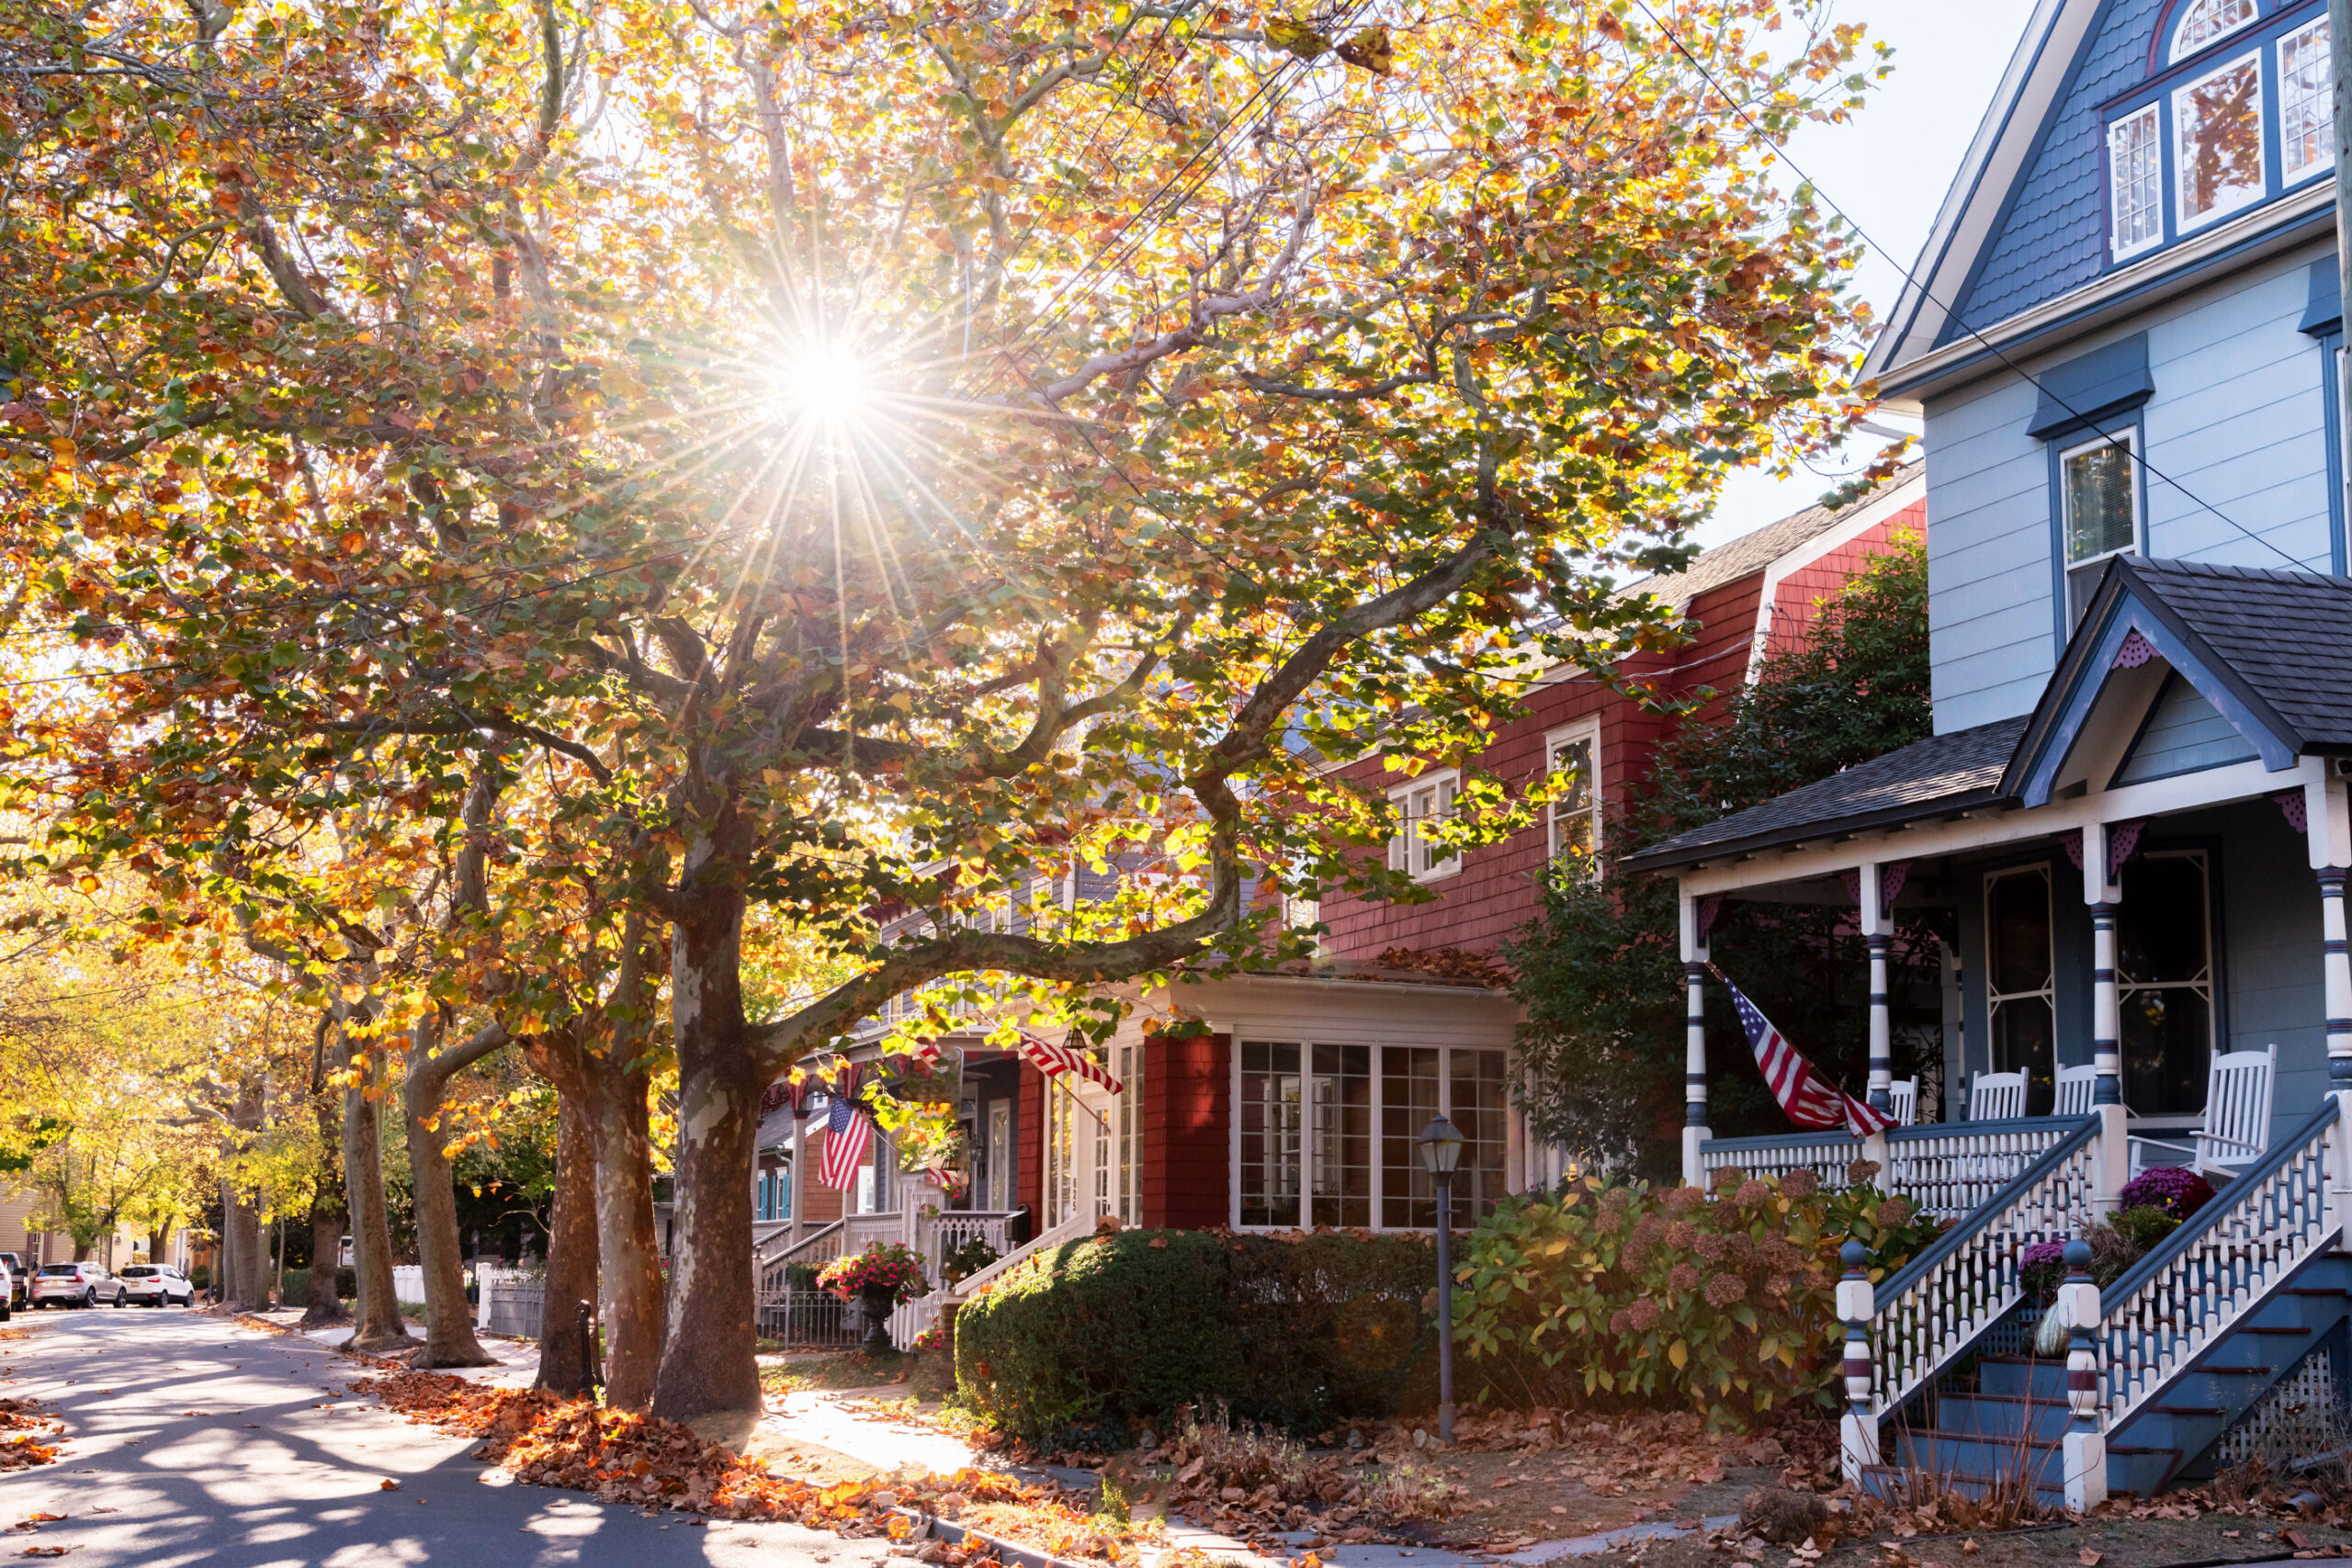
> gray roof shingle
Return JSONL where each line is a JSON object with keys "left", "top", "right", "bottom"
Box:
{"left": 2111, "top": 558, "right": 2352, "bottom": 750}
{"left": 1622, "top": 716, "right": 2029, "bottom": 872}
{"left": 1623, "top": 461, "right": 1924, "bottom": 615}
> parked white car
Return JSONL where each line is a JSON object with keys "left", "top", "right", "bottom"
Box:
{"left": 29, "top": 1263, "right": 126, "bottom": 1309}
{"left": 118, "top": 1265, "right": 193, "bottom": 1307}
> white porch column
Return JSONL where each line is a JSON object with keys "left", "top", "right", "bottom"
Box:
{"left": 789, "top": 1111, "right": 808, "bottom": 1248}
{"left": 1859, "top": 863, "right": 1893, "bottom": 1175}
{"left": 2085, "top": 822, "right": 2127, "bottom": 1214}
{"left": 1680, "top": 886, "right": 1711, "bottom": 1188}
{"left": 2304, "top": 773, "right": 2352, "bottom": 1237}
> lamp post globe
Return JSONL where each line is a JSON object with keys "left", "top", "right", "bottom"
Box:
{"left": 1418, "top": 1115, "right": 1464, "bottom": 1445}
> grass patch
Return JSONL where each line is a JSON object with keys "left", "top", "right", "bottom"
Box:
{"left": 761, "top": 1350, "right": 912, "bottom": 1393}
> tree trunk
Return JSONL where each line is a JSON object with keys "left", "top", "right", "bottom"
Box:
{"left": 650, "top": 867, "right": 762, "bottom": 1422}
{"left": 343, "top": 1038, "right": 412, "bottom": 1351}
{"left": 303, "top": 1210, "right": 348, "bottom": 1326}
{"left": 536, "top": 1089, "right": 601, "bottom": 1395}
{"left": 584, "top": 1042, "right": 663, "bottom": 1409}
{"left": 147, "top": 1220, "right": 171, "bottom": 1269}
{"left": 402, "top": 1009, "right": 496, "bottom": 1368}
{"left": 230, "top": 1076, "right": 270, "bottom": 1312}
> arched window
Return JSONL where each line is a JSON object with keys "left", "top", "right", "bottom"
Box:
{"left": 2169, "top": 0, "right": 2259, "bottom": 62}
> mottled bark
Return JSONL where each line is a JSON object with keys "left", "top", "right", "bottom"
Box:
{"left": 303, "top": 1212, "right": 347, "bottom": 1325}
{"left": 584, "top": 1041, "right": 662, "bottom": 1409}
{"left": 535, "top": 1090, "right": 601, "bottom": 1395}
{"left": 230, "top": 1076, "right": 269, "bottom": 1312}
{"left": 403, "top": 1008, "right": 503, "bottom": 1367}
{"left": 343, "top": 1035, "right": 413, "bottom": 1352}
{"left": 650, "top": 855, "right": 761, "bottom": 1422}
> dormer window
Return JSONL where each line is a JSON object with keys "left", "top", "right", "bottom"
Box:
{"left": 2170, "top": 0, "right": 2258, "bottom": 62}
{"left": 2101, "top": 4, "right": 2330, "bottom": 265}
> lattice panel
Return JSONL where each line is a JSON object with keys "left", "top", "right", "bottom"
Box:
{"left": 2215, "top": 1346, "right": 2338, "bottom": 1470}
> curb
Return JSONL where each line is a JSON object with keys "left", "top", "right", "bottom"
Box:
{"left": 891, "top": 1505, "right": 1091, "bottom": 1568}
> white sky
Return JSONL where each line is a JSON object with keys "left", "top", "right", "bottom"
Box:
{"left": 1695, "top": 0, "right": 2041, "bottom": 549}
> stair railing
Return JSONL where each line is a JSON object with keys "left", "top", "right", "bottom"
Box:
{"left": 1884, "top": 1117, "right": 2086, "bottom": 1220}
{"left": 2096, "top": 1098, "right": 2340, "bottom": 1431}
{"left": 1869, "top": 1113, "right": 2102, "bottom": 1420}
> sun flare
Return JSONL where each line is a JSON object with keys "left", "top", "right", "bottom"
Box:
{"left": 775, "top": 344, "right": 874, "bottom": 424}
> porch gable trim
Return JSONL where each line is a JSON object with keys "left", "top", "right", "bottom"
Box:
{"left": 2004, "top": 563, "right": 2304, "bottom": 808}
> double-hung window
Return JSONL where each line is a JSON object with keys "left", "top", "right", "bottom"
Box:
{"left": 1545, "top": 721, "right": 1601, "bottom": 863}
{"left": 1387, "top": 771, "right": 1460, "bottom": 881}
{"left": 2280, "top": 19, "right": 2335, "bottom": 184}
{"left": 2109, "top": 106, "right": 2164, "bottom": 261}
{"left": 2061, "top": 431, "right": 2141, "bottom": 622}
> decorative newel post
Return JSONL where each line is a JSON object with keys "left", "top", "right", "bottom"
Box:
{"left": 2060, "top": 1238, "right": 2108, "bottom": 1512}
{"left": 1838, "top": 1239, "right": 1878, "bottom": 1483}
{"left": 2301, "top": 774, "right": 2352, "bottom": 1233}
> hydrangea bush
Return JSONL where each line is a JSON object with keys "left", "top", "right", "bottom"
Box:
{"left": 815, "top": 1243, "right": 929, "bottom": 1304}
{"left": 1451, "top": 1163, "right": 1943, "bottom": 1426}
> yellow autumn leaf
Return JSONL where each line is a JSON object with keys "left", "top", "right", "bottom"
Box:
{"left": 1668, "top": 1338, "right": 1688, "bottom": 1371}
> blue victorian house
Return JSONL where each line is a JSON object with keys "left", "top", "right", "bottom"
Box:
{"left": 1623, "top": 0, "right": 2352, "bottom": 1506}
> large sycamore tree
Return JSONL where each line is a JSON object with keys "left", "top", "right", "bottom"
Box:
{"left": 2, "top": 0, "right": 1883, "bottom": 1417}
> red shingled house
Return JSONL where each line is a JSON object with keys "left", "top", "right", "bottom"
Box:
{"left": 757, "top": 466, "right": 1926, "bottom": 1312}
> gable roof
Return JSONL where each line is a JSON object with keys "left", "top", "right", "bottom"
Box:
{"left": 1620, "top": 716, "right": 2028, "bottom": 873}
{"left": 2004, "top": 556, "right": 2352, "bottom": 803}
{"left": 1864, "top": 0, "right": 2337, "bottom": 402}
{"left": 1623, "top": 461, "right": 1925, "bottom": 615}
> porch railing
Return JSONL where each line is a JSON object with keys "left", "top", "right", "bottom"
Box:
{"left": 2096, "top": 1098, "right": 2341, "bottom": 1429}
{"left": 755, "top": 1286, "right": 863, "bottom": 1348}
{"left": 1698, "top": 1116, "right": 2084, "bottom": 1220}
{"left": 1868, "top": 1113, "right": 2102, "bottom": 1418}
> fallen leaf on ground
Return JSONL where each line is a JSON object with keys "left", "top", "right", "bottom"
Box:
{"left": 2077, "top": 1551, "right": 2101, "bottom": 1565}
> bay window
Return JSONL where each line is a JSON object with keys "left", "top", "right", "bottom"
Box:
{"left": 1240, "top": 1039, "right": 1510, "bottom": 1229}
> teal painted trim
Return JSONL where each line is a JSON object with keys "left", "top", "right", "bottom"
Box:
{"left": 2321, "top": 329, "right": 2346, "bottom": 576}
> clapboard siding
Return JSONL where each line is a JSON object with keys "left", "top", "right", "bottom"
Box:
{"left": 1925, "top": 361, "right": 2058, "bottom": 734}
{"left": 2113, "top": 677, "right": 2258, "bottom": 784}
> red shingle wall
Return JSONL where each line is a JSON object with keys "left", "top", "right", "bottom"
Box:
{"left": 800, "top": 1139, "right": 843, "bottom": 1224}
{"left": 1760, "top": 505, "right": 1918, "bottom": 660}
{"left": 1140, "top": 1031, "right": 1229, "bottom": 1229}
{"left": 1018, "top": 1061, "right": 1043, "bottom": 1219}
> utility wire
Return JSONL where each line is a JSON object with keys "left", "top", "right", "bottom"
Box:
{"left": 1626, "top": 0, "right": 2310, "bottom": 575}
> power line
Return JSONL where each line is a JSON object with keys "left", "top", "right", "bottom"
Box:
{"left": 1626, "top": 0, "right": 2310, "bottom": 576}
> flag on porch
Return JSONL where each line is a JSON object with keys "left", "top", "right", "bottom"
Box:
{"left": 817, "top": 1063, "right": 875, "bottom": 1190}
{"left": 1717, "top": 972, "right": 1896, "bottom": 1138}
{"left": 1014, "top": 1030, "right": 1123, "bottom": 1094}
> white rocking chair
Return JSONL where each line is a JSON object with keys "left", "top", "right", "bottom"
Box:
{"left": 1968, "top": 1070, "right": 2028, "bottom": 1122}
{"left": 2054, "top": 1064, "right": 2098, "bottom": 1118}
{"left": 1885, "top": 1077, "right": 1918, "bottom": 1127}
{"left": 2129, "top": 1044, "right": 2276, "bottom": 1182}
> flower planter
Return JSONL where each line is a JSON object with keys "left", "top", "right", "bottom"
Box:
{"left": 859, "top": 1284, "right": 899, "bottom": 1353}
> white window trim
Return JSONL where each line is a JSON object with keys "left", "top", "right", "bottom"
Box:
{"left": 2060, "top": 428, "right": 2143, "bottom": 573}
{"left": 2278, "top": 18, "right": 2335, "bottom": 186}
{"left": 2172, "top": 51, "right": 2267, "bottom": 236}
{"left": 2168, "top": 0, "right": 2259, "bottom": 63}
{"left": 1387, "top": 769, "right": 1463, "bottom": 883}
{"left": 1227, "top": 1038, "right": 1514, "bottom": 1232}
{"left": 1544, "top": 719, "right": 1602, "bottom": 863}
{"left": 2109, "top": 104, "right": 2165, "bottom": 264}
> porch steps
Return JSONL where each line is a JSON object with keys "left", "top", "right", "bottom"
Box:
{"left": 1865, "top": 1250, "right": 2352, "bottom": 1506}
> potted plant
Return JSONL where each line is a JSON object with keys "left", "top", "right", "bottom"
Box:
{"left": 815, "top": 1243, "right": 929, "bottom": 1352}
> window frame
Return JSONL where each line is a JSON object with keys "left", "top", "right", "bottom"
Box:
{"left": 1544, "top": 719, "right": 1603, "bottom": 865}
{"left": 2115, "top": 845, "right": 2222, "bottom": 1127}
{"left": 2059, "top": 428, "right": 2144, "bottom": 572}
{"left": 2171, "top": 48, "right": 2268, "bottom": 235}
{"left": 1228, "top": 1038, "right": 1513, "bottom": 1231}
{"left": 1386, "top": 769, "right": 1463, "bottom": 883}
{"left": 2278, "top": 17, "right": 2335, "bottom": 185}
{"left": 2109, "top": 102, "right": 2166, "bottom": 262}
{"left": 2168, "top": 0, "right": 2261, "bottom": 63}
{"left": 2048, "top": 423, "right": 2146, "bottom": 649}
{"left": 1983, "top": 863, "right": 2059, "bottom": 1117}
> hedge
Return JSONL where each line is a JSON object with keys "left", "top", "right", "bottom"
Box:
{"left": 952, "top": 1228, "right": 1440, "bottom": 1441}
{"left": 280, "top": 1266, "right": 357, "bottom": 1303}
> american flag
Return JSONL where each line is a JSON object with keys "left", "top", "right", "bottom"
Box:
{"left": 817, "top": 1064, "right": 874, "bottom": 1190}
{"left": 1720, "top": 973, "right": 1895, "bottom": 1137}
{"left": 1014, "top": 1030, "right": 1123, "bottom": 1094}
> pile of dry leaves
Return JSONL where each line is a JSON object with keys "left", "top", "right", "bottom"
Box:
{"left": 355, "top": 1369, "right": 1140, "bottom": 1560}
{"left": 0, "top": 1398, "right": 61, "bottom": 1471}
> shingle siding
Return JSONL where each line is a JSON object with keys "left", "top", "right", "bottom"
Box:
{"left": 1947, "top": 0, "right": 2168, "bottom": 340}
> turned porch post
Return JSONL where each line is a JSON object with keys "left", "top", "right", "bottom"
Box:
{"left": 2303, "top": 773, "right": 2352, "bottom": 1236}
{"left": 1680, "top": 886, "right": 1710, "bottom": 1188}
{"left": 2085, "top": 821, "right": 2127, "bottom": 1213}
{"left": 1859, "top": 863, "right": 1894, "bottom": 1174}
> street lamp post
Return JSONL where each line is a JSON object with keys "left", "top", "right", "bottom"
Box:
{"left": 1418, "top": 1114, "right": 1465, "bottom": 1446}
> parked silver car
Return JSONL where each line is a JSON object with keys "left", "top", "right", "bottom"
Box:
{"left": 29, "top": 1263, "right": 126, "bottom": 1308}
{"left": 118, "top": 1265, "right": 193, "bottom": 1307}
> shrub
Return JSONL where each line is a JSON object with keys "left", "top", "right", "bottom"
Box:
{"left": 281, "top": 1266, "right": 357, "bottom": 1303}
{"left": 952, "top": 1229, "right": 1438, "bottom": 1441}
{"left": 2119, "top": 1166, "right": 2213, "bottom": 1219}
{"left": 1451, "top": 1170, "right": 1942, "bottom": 1426}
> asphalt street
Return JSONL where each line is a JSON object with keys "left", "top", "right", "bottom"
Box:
{"left": 0, "top": 1304, "right": 893, "bottom": 1567}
